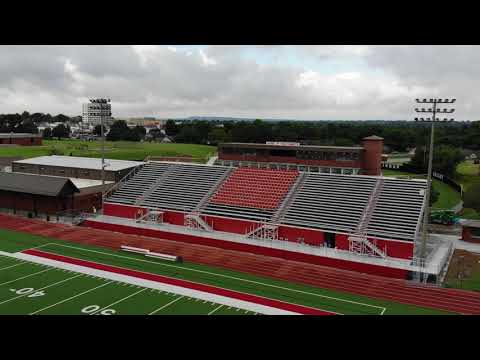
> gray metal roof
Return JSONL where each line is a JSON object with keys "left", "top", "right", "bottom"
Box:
{"left": 14, "top": 156, "right": 144, "bottom": 172}
{"left": 0, "top": 133, "right": 42, "bottom": 138}
{"left": 0, "top": 172, "right": 80, "bottom": 196}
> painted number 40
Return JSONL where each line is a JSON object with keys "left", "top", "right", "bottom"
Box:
{"left": 11, "top": 288, "right": 46, "bottom": 297}
{"left": 82, "top": 305, "right": 116, "bottom": 315}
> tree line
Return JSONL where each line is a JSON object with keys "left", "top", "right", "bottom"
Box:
{"left": 164, "top": 119, "right": 480, "bottom": 152}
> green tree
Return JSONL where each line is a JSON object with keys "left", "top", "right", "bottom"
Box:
{"left": 165, "top": 119, "right": 179, "bottom": 136}
{"left": 43, "top": 127, "right": 52, "bottom": 139}
{"left": 52, "top": 124, "right": 70, "bottom": 139}
{"left": 410, "top": 145, "right": 464, "bottom": 177}
{"left": 106, "top": 120, "right": 131, "bottom": 141}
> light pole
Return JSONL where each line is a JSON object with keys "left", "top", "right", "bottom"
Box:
{"left": 414, "top": 98, "right": 456, "bottom": 265}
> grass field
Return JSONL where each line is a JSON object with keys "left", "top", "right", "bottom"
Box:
{"left": 0, "top": 139, "right": 216, "bottom": 162}
{"left": 0, "top": 228, "right": 453, "bottom": 315}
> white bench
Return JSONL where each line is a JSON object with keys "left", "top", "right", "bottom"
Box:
{"left": 145, "top": 252, "right": 182, "bottom": 263}
{"left": 120, "top": 245, "right": 150, "bottom": 254}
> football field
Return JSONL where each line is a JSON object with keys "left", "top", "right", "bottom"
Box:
{"left": 0, "top": 228, "right": 454, "bottom": 315}
{"left": 0, "top": 254, "right": 257, "bottom": 315}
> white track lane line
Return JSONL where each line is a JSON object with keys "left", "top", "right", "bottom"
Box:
{"left": 91, "top": 288, "right": 147, "bottom": 315}
{"left": 0, "top": 262, "right": 27, "bottom": 271}
{"left": 30, "top": 280, "right": 114, "bottom": 315}
{"left": 46, "top": 243, "right": 384, "bottom": 314}
{"left": 208, "top": 304, "right": 223, "bottom": 315}
{"left": 0, "top": 274, "right": 83, "bottom": 306}
{"left": 0, "top": 267, "right": 53, "bottom": 287}
{"left": 149, "top": 296, "right": 184, "bottom": 315}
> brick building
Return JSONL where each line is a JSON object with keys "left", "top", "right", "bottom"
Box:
{"left": 0, "top": 133, "right": 42, "bottom": 146}
{"left": 216, "top": 135, "right": 384, "bottom": 175}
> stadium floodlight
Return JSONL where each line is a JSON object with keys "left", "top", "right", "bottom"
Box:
{"left": 413, "top": 98, "right": 456, "bottom": 275}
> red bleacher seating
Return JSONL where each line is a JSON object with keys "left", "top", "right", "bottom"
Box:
{"left": 210, "top": 168, "right": 299, "bottom": 210}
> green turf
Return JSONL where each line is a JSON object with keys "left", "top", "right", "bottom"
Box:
{"left": 0, "top": 228, "right": 454, "bottom": 315}
{"left": 0, "top": 139, "right": 216, "bottom": 162}
{"left": 0, "top": 257, "right": 253, "bottom": 315}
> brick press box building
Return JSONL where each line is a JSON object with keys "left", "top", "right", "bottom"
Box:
{"left": 216, "top": 135, "right": 384, "bottom": 175}
{"left": 81, "top": 160, "right": 452, "bottom": 280}
{"left": 0, "top": 133, "right": 42, "bottom": 146}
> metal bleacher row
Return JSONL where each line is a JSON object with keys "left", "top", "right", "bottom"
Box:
{"left": 281, "top": 173, "right": 427, "bottom": 242}
{"left": 107, "top": 162, "right": 231, "bottom": 212}
{"left": 105, "top": 161, "right": 427, "bottom": 242}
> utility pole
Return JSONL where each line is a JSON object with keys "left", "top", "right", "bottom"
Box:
{"left": 414, "top": 98, "right": 456, "bottom": 270}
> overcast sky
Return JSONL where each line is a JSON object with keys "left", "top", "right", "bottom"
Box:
{"left": 0, "top": 45, "right": 477, "bottom": 121}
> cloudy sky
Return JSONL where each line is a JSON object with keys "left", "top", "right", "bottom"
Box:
{"left": 0, "top": 45, "right": 477, "bottom": 120}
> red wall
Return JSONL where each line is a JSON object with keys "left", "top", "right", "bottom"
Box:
{"left": 83, "top": 219, "right": 408, "bottom": 279}
{"left": 203, "top": 215, "right": 259, "bottom": 235}
{"left": 103, "top": 202, "right": 147, "bottom": 219}
{"left": 103, "top": 203, "right": 413, "bottom": 260}
{"left": 0, "top": 136, "right": 42, "bottom": 146}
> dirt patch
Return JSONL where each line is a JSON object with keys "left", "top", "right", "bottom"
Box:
{"left": 445, "top": 249, "right": 480, "bottom": 291}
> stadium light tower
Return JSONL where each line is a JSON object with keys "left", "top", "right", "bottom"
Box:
{"left": 414, "top": 98, "right": 456, "bottom": 264}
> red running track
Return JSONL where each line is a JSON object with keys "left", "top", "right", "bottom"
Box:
{"left": 22, "top": 249, "right": 331, "bottom": 315}
{"left": 1, "top": 213, "right": 480, "bottom": 314}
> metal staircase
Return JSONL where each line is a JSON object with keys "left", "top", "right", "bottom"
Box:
{"left": 134, "top": 163, "right": 175, "bottom": 206}
{"left": 193, "top": 167, "right": 234, "bottom": 213}
{"left": 135, "top": 209, "right": 164, "bottom": 224}
{"left": 184, "top": 212, "right": 213, "bottom": 232}
{"left": 271, "top": 172, "right": 307, "bottom": 224}
{"left": 245, "top": 221, "right": 279, "bottom": 241}
{"left": 349, "top": 178, "right": 387, "bottom": 258}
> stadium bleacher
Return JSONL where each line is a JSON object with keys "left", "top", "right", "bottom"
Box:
{"left": 105, "top": 161, "right": 427, "bottom": 243}
{"left": 107, "top": 162, "right": 232, "bottom": 212}
{"left": 280, "top": 173, "right": 426, "bottom": 241}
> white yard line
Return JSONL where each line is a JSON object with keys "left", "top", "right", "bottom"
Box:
{"left": 0, "top": 262, "right": 26, "bottom": 271}
{"left": 0, "top": 267, "right": 53, "bottom": 287}
{"left": 30, "top": 280, "right": 114, "bottom": 315}
{"left": 149, "top": 296, "right": 184, "bottom": 315}
{"left": 0, "top": 274, "right": 82, "bottom": 306}
{"left": 43, "top": 243, "right": 384, "bottom": 314}
{"left": 91, "top": 288, "right": 147, "bottom": 315}
{"left": 208, "top": 304, "right": 223, "bottom": 315}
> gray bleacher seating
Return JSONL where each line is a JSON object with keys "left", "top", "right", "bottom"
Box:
{"left": 107, "top": 162, "right": 231, "bottom": 212}
{"left": 280, "top": 173, "right": 426, "bottom": 242}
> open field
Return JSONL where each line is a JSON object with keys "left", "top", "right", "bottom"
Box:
{"left": 445, "top": 250, "right": 480, "bottom": 292}
{"left": 0, "top": 227, "right": 453, "bottom": 315}
{"left": 0, "top": 139, "right": 216, "bottom": 162}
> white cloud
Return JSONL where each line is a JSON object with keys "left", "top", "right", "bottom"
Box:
{"left": 0, "top": 45, "right": 477, "bottom": 120}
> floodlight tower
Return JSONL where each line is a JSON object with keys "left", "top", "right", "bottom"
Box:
{"left": 414, "top": 98, "right": 456, "bottom": 265}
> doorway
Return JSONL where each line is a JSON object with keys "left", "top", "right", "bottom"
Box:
{"left": 325, "top": 232, "right": 336, "bottom": 248}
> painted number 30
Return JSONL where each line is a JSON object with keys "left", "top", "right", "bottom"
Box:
{"left": 81, "top": 305, "right": 116, "bottom": 315}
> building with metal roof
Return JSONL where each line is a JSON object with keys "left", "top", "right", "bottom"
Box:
{"left": 12, "top": 156, "right": 144, "bottom": 182}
